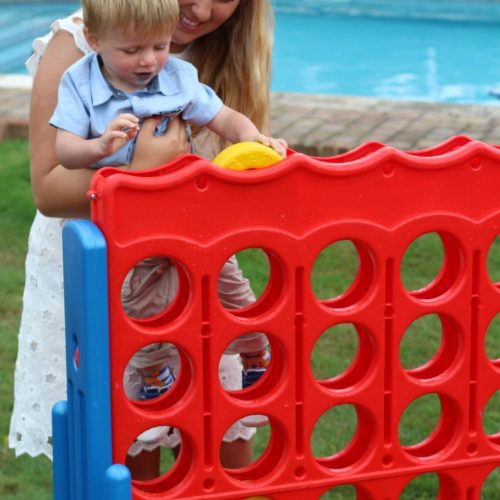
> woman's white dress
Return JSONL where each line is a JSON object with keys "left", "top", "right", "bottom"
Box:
{"left": 8, "top": 11, "right": 255, "bottom": 460}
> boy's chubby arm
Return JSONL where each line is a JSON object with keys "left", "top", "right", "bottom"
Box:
{"left": 56, "top": 113, "right": 140, "bottom": 169}
{"left": 207, "top": 105, "right": 287, "bottom": 157}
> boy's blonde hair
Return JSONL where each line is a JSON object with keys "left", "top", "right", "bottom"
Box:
{"left": 82, "top": 0, "right": 179, "bottom": 37}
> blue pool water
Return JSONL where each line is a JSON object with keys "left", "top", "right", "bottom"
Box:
{"left": 0, "top": 2, "right": 80, "bottom": 74}
{"left": 2, "top": 1, "right": 500, "bottom": 105}
{"left": 272, "top": 0, "right": 500, "bottom": 104}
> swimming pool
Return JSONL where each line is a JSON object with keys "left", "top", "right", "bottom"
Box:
{"left": 1, "top": 1, "right": 500, "bottom": 105}
{"left": 271, "top": 0, "right": 500, "bottom": 104}
{"left": 0, "top": 2, "right": 80, "bottom": 74}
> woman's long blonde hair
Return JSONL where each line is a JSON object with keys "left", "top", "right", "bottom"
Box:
{"left": 185, "top": 0, "right": 274, "bottom": 142}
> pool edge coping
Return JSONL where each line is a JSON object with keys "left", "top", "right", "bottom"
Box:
{"left": 0, "top": 74, "right": 32, "bottom": 90}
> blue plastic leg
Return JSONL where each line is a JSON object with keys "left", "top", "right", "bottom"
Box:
{"left": 61, "top": 220, "right": 114, "bottom": 498}
{"left": 52, "top": 401, "right": 70, "bottom": 500}
{"left": 105, "top": 464, "right": 132, "bottom": 500}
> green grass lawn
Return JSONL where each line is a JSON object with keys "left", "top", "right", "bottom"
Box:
{"left": 1, "top": 139, "right": 500, "bottom": 498}
{"left": 0, "top": 140, "right": 53, "bottom": 499}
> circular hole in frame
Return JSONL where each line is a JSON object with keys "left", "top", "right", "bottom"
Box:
{"left": 219, "top": 249, "right": 282, "bottom": 318}
{"left": 401, "top": 232, "right": 461, "bottom": 300}
{"left": 312, "top": 404, "right": 373, "bottom": 471}
{"left": 123, "top": 343, "right": 191, "bottom": 408}
{"left": 220, "top": 334, "right": 283, "bottom": 400}
{"left": 400, "top": 314, "right": 441, "bottom": 371}
{"left": 127, "top": 427, "right": 191, "bottom": 489}
{"left": 121, "top": 256, "right": 190, "bottom": 325}
{"left": 399, "top": 393, "right": 458, "bottom": 459}
{"left": 400, "top": 314, "right": 460, "bottom": 380}
{"left": 481, "top": 466, "right": 500, "bottom": 498}
{"left": 399, "top": 393, "right": 441, "bottom": 448}
{"left": 234, "top": 248, "right": 270, "bottom": 299}
{"left": 223, "top": 417, "right": 282, "bottom": 482}
{"left": 485, "top": 314, "right": 500, "bottom": 369}
{"left": 123, "top": 342, "right": 179, "bottom": 402}
{"left": 487, "top": 235, "right": 500, "bottom": 289}
{"left": 400, "top": 473, "right": 439, "bottom": 498}
{"left": 483, "top": 390, "right": 500, "bottom": 447}
{"left": 311, "top": 239, "right": 374, "bottom": 308}
{"left": 311, "top": 323, "right": 374, "bottom": 390}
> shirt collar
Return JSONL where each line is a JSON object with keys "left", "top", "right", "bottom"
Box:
{"left": 156, "top": 59, "right": 181, "bottom": 96}
{"left": 89, "top": 54, "right": 123, "bottom": 106}
{"left": 89, "top": 54, "right": 179, "bottom": 106}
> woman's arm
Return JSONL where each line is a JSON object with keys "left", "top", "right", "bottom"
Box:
{"left": 30, "top": 31, "right": 190, "bottom": 218}
{"left": 29, "top": 29, "right": 95, "bottom": 218}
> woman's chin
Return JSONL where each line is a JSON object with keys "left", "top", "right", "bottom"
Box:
{"left": 170, "top": 40, "right": 188, "bottom": 53}
{"left": 172, "top": 28, "right": 206, "bottom": 47}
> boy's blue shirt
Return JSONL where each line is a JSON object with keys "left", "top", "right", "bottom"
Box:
{"left": 50, "top": 52, "right": 223, "bottom": 167}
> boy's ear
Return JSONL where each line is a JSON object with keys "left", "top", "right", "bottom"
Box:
{"left": 83, "top": 27, "right": 100, "bottom": 52}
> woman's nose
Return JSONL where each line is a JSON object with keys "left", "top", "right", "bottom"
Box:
{"left": 191, "top": 0, "right": 212, "bottom": 21}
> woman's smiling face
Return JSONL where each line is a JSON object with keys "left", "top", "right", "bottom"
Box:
{"left": 171, "top": 0, "right": 240, "bottom": 51}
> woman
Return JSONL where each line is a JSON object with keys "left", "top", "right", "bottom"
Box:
{"left": 9, "top": 0, "right": 274, "bottom": 480}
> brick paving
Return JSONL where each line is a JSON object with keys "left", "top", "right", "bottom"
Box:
{"left": 271, "top": 92, "right": 500, "bottom": 154}
{"left": 0, "top": 87, "right": 31, "bottom": 141}
{"left": 2, "top": 84, "right": 500, "bottom": 153}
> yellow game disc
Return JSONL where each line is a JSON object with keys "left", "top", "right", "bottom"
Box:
{"left": 213, "top": 142, "right": 283, "bottom": 171}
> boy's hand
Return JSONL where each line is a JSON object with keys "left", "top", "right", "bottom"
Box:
{"left": 255, "top": 134, "right": 288, "bottom": 157}
{"left": 97, "top": 113, "right": 140, "bottom": 157}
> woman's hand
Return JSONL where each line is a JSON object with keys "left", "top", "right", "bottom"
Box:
{"left": 128, "top": 116, "right": 189, "bottom": 171}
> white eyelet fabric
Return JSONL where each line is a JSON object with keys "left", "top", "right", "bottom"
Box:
{"left": 9, "top": 12, "right": 255, "bottom": 460}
